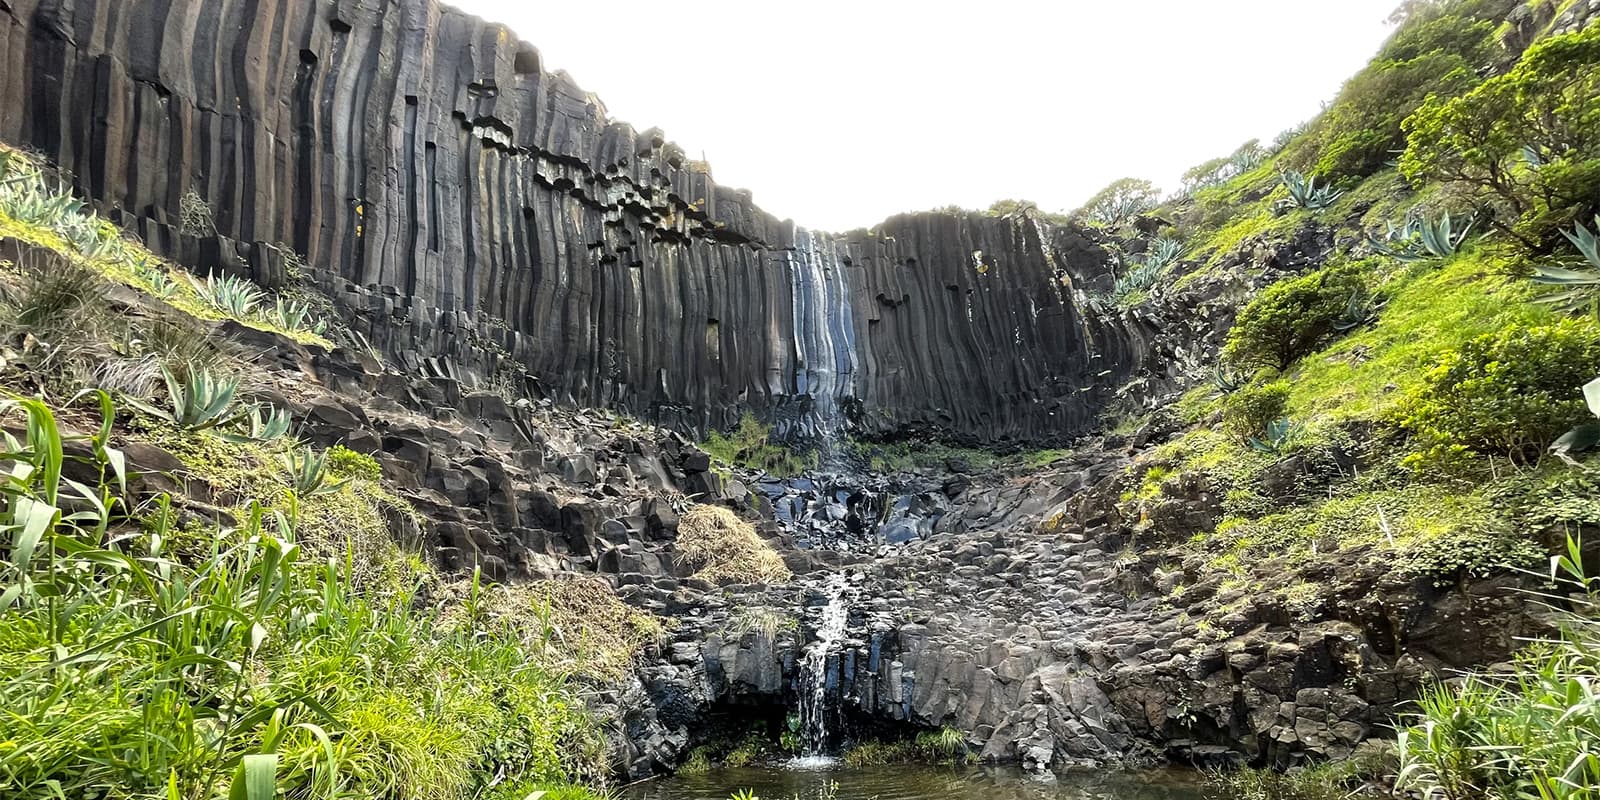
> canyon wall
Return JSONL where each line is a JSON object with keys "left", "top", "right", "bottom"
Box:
{"left": 0, "top": 0, "right": 1141, "bottom": 444}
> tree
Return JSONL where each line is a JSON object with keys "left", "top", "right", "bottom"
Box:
{"left": 1071, "top": 178, "right": 1161, "bottom": 229}
{"left": 1399, "top": 26, "right": 1600, "bottom": 250}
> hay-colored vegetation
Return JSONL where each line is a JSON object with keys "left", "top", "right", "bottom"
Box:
{"left": 677, "top": 504, "right": 791, "bottom": 585}
{"left": 437, "top": 574, "right": 666, "bottom": 683}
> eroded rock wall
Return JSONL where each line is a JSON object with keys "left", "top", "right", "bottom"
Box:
{"left": 0, "top": 0, "right": 1137, "bottom": 444}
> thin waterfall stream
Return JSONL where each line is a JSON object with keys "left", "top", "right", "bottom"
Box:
{"left": 790, "top": 574, "right": 853, "bottom": 766}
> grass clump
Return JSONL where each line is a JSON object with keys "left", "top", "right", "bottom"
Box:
{"left": 703, "top": 413, "right": 817, "bottom": 477}
{"left": 1206, "top": 745, "right": 1395, "bottom": 800}
{"left": 841, "top": 728, "right": 971, "bottom": 767}
{"left": 436, "top": 575, "right": 665, "bottom": 683}
{"left": 0, "top": 394, "right": 607, "bottom": 799}
{"left": 677, "top": 504, "right": 791, "bottom": 585}
{"left": 1399, "top": 537, "right": 1600, "bottom": 800}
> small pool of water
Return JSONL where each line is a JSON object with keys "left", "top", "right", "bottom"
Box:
{"left": 622, "top": 764, "right": 1209, "bottom": 800}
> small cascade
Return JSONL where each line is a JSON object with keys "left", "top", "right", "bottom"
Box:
{"left": 789, "top": 574, "right": 852, "bottom": 767}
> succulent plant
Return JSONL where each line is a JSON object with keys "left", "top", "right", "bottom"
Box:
{"left": 1280, "top": 170, "right": 1344, "bottom": 211}
{"left": 1530, "top": 216, "right": 1600, "bottom": 312}
{"left": 1370, "top": 211, "right": 1476, "bottom": 262}
{"left": 194, "top": 272, "right": 264, "bottom": 317}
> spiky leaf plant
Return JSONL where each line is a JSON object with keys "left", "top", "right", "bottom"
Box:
{"left": 1531, "top": 216, "right": 1600, "bottom": 312}
{"left": 194, "top": 272, "right": 265, "bottom": 317}
{"left": 1369, "top": 211, "right": 1477, "bottom": 262}
{"left": 127, "top": 364, "right": 243, "bottom": 430}
{"left": 1280, "top": 170, "right": 1345, "bottom": 210}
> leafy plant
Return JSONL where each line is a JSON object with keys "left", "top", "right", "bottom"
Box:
{"left": 1369, "top": 211, "right": 1476, "bottom": 262}
{"left": 1398, "top": 536, "right": 1600, "bottom": 800}
{"left": 195, "top": 272, "right": 265, "bottom": 317}
{"left": 229, "top": 403, "right": 293, "bottom": 443}
{"left": 268, "top": 296, "right": 328, "bottom": 334}
{"left": 1248, "top": 417, "right": 1297, "bottom": 454}
{"left": 1400, "top": 319, "right": 1600, "bottom": 462}
{"left": 1279, "top": 170, "right": 1345, "bottom": 210}
{"left": 1212, "top": 365, "right": 1250, "bottom": 395}
{"left": 1221, "top": 382, "right": 1290, "bottom": 444}
{"left": 1333, "top": 286, "right": 1385, "bottom": 332}
{"left": 281, "top": 447, "right": 350, "bottom": 497}
{"left": 1551, "top": 376, "right": 1600, "bottom": 462}
{"left": 131, "top": 364, "right": 244, "bottom": 430}
{"left": 1223, "top": 262, "right": 1370, "bottom": 371}
{"left": 1532, "top": 216, "right": 1600, "bottom": 312}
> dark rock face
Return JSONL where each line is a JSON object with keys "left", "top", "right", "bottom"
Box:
{"left": 0, "top": 0, "right": 1137, "bottom": 445}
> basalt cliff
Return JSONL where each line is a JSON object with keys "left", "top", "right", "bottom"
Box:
{"left": 4, "top": 0, "right": 1598, "bottom": 791}
{"left": 0, "top": 0, "right": 1155, "bottom": 445}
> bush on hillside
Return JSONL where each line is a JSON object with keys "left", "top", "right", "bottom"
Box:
{"left": 1400, "top": 25, "right": 1600, "bottom": 251}
{"left": 1221, "top": 382, "right": 1291, "bottom": 443}
{"left": 1223, "top": 263, "right": 1370, "bottom": 372}
{"left": 1400, "top": 318, "right": 1600, "bottom": 461}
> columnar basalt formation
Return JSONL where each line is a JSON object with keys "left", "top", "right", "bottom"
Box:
{"left": 0, "top": 0, "right": 1139, "bottom": 444}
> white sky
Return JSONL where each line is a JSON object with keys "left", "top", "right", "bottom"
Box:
{"left": 448, "top": 1, "right": 1402, "bottom": 231}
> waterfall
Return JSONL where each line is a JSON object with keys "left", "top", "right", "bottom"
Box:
{"left": 790, "top": 574, "right": 851, "bottom": 767}
{"left": 788, "top": 231, "right": 858, "bottom": 442}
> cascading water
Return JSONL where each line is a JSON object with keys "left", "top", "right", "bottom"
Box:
{"left": 787, "top": 231, "right": 858, "bottom": 446}
{"left": 789, "top": 574, "right": 852, "bottom": 767}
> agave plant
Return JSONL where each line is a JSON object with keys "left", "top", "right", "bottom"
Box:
{"left": 1333, "top": 287, "right": 1385, "bottom": 332}
{"left": 60, "top": 216, "right": 122, "bottom": 261}
{"left": 143, "top": 268, "right": 181, "bottom": 300}
{"left": 1279, "top": 170, "right": 1344, "bottom": 211}
{"left": 269, "top": 297, "right": 328, "bottom": 334}
{"left": 195, "top": 272, "right": 265, "bottom": 317}
{"left": 1143, "top": 237, "right": 1184, "bottom": 270}
{"left": 128, "top": 364, "right": 244, "bottom": 430}
{"left": 226, "top": 403, "right": 293, "bottom": 443}
{"left": 281, "top": 447, "right": 349, "bottom": 497}
{"left": 1369, "top": 211, "right": 1476, "bottom": 262}
{"left": 1110, "top": 261, "right": 1165, "bottom": 305}
{"left": 1248, "top": 417, "right": 1296, "bottom": 454}
{"left": 1530, "top": 216, "right": 1600, "bottom": 312}
{"left": 1213, "top": 365, "right": 1250, "bottom": 395}
{"left": 1230, "top": 145, "right": 1267, "bottom": 174}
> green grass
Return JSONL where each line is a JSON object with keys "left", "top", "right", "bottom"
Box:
{"left": 1284, "top": 252, "right": 1552, "bottom": 426}
{"left": 702, "top": 414, "right": 818, "bottom": 477}
{"left": 0, "top": 392, "right": 617, "bottom": 799}
{"left": 1399, "top": 537, "right": 1600, "bottom": 800}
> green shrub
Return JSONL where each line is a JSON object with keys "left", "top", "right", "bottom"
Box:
{"left": 1400, "top": 25, "right": 1600, "bottom": 251}
{"left": 1400, "top": 318, "right": 1600, "bottom": 461}
{"left": 702, "top": 413, "right": 817, "bottom": 477}
{"left": 1224, "top": 262, "right": 1371, "bottom": 372}
{"left": 326, "top": 444, "right": 383, "bottom": 481}
{"left": 1221, "top": 383, "right": 1291, "bottom": 443}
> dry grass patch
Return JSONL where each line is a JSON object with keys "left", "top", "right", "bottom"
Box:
{"left": 676, "top": 504, "right": 791, "bottom": 585}
{"left": 438, "top": 575, "right": 666, "bottom": 683}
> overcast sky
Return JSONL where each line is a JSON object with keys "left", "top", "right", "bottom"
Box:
{"left": 447, "top": 1, "right": 1401, "bottom": 231}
